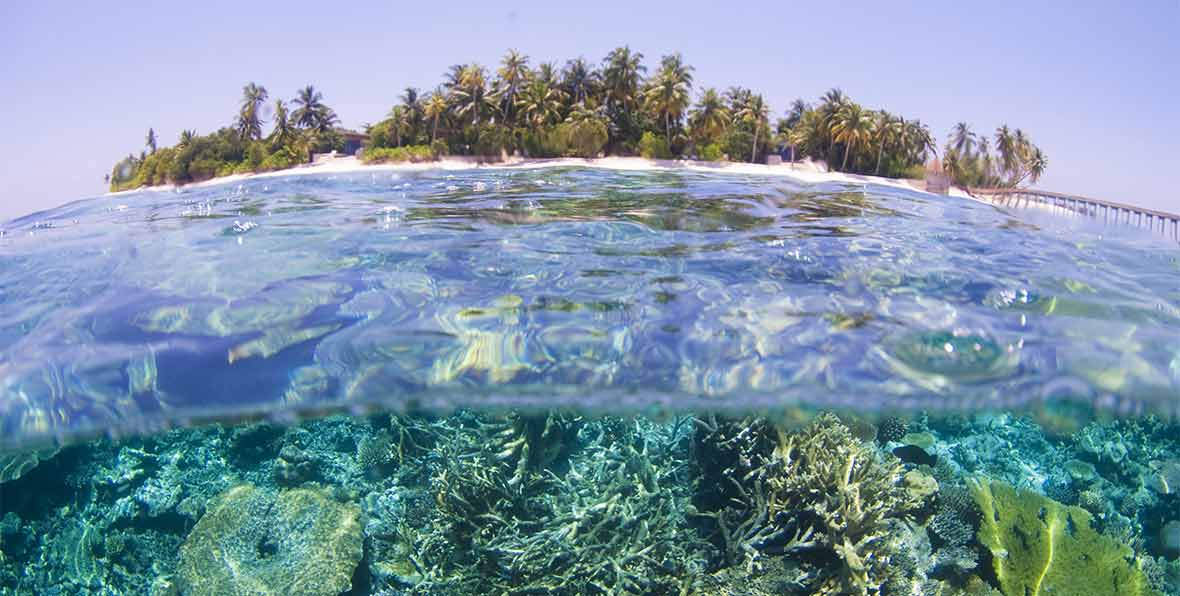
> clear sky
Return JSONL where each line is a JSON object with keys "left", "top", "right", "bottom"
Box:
{"left": 1, "top": 0, "right": 1176, "bottom": 220}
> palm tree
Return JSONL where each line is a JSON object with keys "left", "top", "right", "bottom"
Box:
{"left": 179, "top": 129, "right": 196, "bottom": 147}
{"left": 644, "top": 53, "right": 694, "bottom": 146}
{"left": 535, "top": 62, "right": 559, "bottom": 86}
{"left": 784, "top": 99, "right": 809, "bottom": 130}
{"left": 831, "top": 102, "right": 874, "bottom": 171}
{"left": 872, "top": 112, "right": 903, "bottom": 174}
{"left": 387, "top": 105, "right": 408, "bottom": 147}
{"left": 517, "top": 79, "right": 564, "bottom": 130}
{"left": 995, "top": 125, "right": 1018, "bottom": 182}
{"left": 734, "top": 93, "right": 769, "bottom": 162}
{"left": 689, "top": 88, "right": 729, "bottom": 145}
{"left": 602, "top": 46, "right": 645, "bottom": 111}
{"left": 237, "top": 82, "right": 268, "bottom": 140}
{"left": 562, "top": 57, "right": 599, "bottom": 107}
{"left": 400, "top": 87, "right": 423, "bottom": 142}
{"left": 423, "top": 89, "right": 448, "bottom": 143}
{"left": 494, "top": 50, "right": 530, "bottom": 126}
{"left": 270, "top": 99, "right": 294, "bottom": 148}
{"left": 292, "top": 85, "right": 327, "bottom": 130}
{"left": 817, "top": 88, "right": 849, "bottom": 160}
{"left": 146, "top": 128, "right": 157, "bottom": 154}
{"left": 950, "top": 122, "right": 976, "bottom": 157}
{"left": 451, "top": 64, "right": 492, "bottom": 126}
{"left": 1026, "top": 147, "right": 1047, "bottom": 184}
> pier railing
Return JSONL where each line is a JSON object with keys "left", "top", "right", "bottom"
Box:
{"left": 969, "top": 187, "right": 1179, "bottom": 242}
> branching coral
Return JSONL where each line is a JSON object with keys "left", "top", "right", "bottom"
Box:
{"left": 380, "top": 413, "right": 710, "bottom": 595}
{"left": 693, "top": 413, "right": 924, "bottom": 595}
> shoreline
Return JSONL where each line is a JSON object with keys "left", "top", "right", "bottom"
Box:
{"left": 105, "top": 155, "right": 966, "bottom": 198}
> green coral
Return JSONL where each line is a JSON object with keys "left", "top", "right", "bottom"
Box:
{"left": 969, "top": 477, "right": 1158, "bottom": 596}
{"left": 177, "top": 483, "right": 362, "bottom": 596}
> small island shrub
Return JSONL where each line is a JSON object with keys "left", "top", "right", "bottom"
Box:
{"left": 697, "top": 143, "right": 724, "bottom": 162}
{"left": 361, "top": 145, "right": 434, "bottom": 164}
{"left": 721, "top": 128, "right": 755, "bottom": 163}
{"left": 561, "top": 119, "right": 608, "bottom": 158}
{"left": 638, "top": 132, "right": 671, "bottom": 160}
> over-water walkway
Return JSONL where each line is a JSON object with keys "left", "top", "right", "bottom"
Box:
{"left": 970, "top": 187, "right": 1179, "bottom": 242}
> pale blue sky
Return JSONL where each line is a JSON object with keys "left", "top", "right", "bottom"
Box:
{"left": 1, "top": 0, "right": 1176, "bottom": 220}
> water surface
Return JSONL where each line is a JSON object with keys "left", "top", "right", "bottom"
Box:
{"left": 2, "top": 167, "right": 1178, "bottom": 449}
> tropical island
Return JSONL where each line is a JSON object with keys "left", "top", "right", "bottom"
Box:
{"left": 108, "top": 47, "right": 1047, "bottom": 193}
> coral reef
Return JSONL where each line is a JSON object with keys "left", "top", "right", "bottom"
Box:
{"left": 970, "top": 476, "right": 1158, "bottom": 596}
{"left": 693, "top": 413, "right": 925, "bottom": 595}
{"left": 0, "top": 409, "right": 1174, "bottom": 596}
{"left": 177, "top": 483, "right": 363, "bottom": 596}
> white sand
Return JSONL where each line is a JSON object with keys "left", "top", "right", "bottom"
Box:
{"left": 106, "top": 155, "right": 946, "bottom": 197}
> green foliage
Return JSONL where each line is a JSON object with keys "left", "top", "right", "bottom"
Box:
{"left": 697, "top": 143, "right": 724, "bottom": 162}
{"left": 560, "top": 118, "right": 608, "bottom": 157}
{"left": 969, "top": 477, "right": 1158, "bottom": 596}
{"left": 258, "top": 146, "right": 301, "bottom": 172}
{"left": 638, "top": 131, "right": 671, "bottom": 159}
{"left": 721, "top": 128, "right": 754, "bottom": 163}
{"left": 472, "top": 123, "right": 514, "bottom": 158}
{"left": 522, "top": 125, "right": 567, "bottom": 157}
{"left": 430, "top": 138, "right": 449, "bottom": 158}
{"left": 177, "top": 483, "right": 363, "bottom": 596}
{"left": 360, "top": 145, "right": 434, "bottom": 164}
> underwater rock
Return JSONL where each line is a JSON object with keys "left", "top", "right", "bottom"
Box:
{"left": 969, "top": 477, "right": 1157, "bottom": 596}
{"left": 177, "top": 483, "right": 362, "bottom": 596}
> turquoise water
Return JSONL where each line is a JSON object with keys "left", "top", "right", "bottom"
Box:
{"left": 1, "top": 168, "right": 1178, "bottom": 595}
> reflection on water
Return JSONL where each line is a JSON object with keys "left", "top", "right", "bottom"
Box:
{"left": 0, "top": 167, "right": 1178, "bottom": 448}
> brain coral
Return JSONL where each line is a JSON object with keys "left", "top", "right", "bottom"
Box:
{"left": 177, "top": 483, "right": 362, "bottom": 596}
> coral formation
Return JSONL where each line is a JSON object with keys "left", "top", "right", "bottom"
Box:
{"left": 177, "top": 483, "right": 362, "bottom": 596}
{"left": 693, "top": 413, "right": 924, "bottom": 595}
{"left": 0, "top": 409, "right": 1175, "bottom": 596}
{"left": 970, "top": 476, "right": 1158, "bottom": 596}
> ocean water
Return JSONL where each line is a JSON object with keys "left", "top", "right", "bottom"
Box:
{"left": 0, "top": 167, "right": 1178, "bottom": 595}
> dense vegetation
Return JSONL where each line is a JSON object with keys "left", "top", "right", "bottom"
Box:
{"left": 110, "top": 47, "right": 1047, "bottom": 191}
{"left": 108, "top": 85, "right": 344, "bottom": 191}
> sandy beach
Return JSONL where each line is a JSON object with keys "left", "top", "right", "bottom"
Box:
{"left": 106, "top": 155, "right": 971, "bottom": 199}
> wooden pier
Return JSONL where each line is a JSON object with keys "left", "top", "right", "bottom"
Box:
{"left": 970, "top": 187, "right": 1180, "bottom": 242}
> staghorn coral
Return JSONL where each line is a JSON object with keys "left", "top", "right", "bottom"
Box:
{"left": 377, "top": 414, "right": 710, "bottom": 595}
{"left": 969, "top": 476, "right": 1159, "bottom": 596}
{"left": 694, "top": 413, "right": 924, "bottom": 595}
{"left": 177, "top": 483, "right": 362, "bottom": 596}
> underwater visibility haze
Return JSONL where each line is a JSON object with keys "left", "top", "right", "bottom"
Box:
{"left": 1, "top": 168, "right": 1179, "bottom": 595}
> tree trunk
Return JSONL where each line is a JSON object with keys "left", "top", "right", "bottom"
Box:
{"left": 841, "top": 140, "right": 852, "bottom": 171}
{"left": 665, "top": 112, "right": 671, "bottom": 148}
{"left": 751, "top": 122, "right": 760, "bottom": 163}
{"left": 875, "top": 145, "right": 883, "bottom": 175}
{"left": 431, "top": 117, "right": 438, "bottom": 143}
